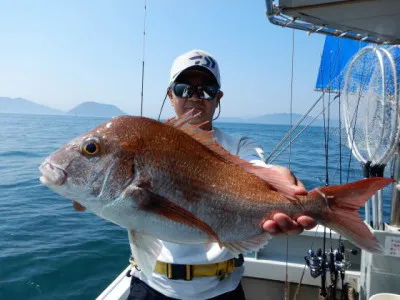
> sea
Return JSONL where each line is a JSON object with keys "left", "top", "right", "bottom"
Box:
{"left": 0, "top": 113, "right": 394, "bottom": 300}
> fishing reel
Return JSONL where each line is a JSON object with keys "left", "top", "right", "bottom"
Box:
{"left": 304, "top": 242, "right": 358, "bottom": 279}
{"left": 305, "top": 248, "right": 323, "bottom": 278}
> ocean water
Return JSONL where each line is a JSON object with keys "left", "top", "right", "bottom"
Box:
{"left": 0, "top": 113, "right": 394, "bottom": 300}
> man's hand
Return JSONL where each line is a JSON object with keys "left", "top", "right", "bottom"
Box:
{"left": 263, "top": 213, "right": 316, "bottom": 235}
{"left": 263, "top": 165, "right": 317, "bottom": 236}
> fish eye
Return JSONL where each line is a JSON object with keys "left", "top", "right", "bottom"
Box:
{"left": 81, "top": 139, "right": 101, "bottom": 156}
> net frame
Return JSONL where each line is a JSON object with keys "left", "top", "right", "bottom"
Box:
{"left": 342, "top": 46, "right": 399, "bottom": 166}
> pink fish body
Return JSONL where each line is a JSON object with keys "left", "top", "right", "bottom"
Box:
{"left": 39, "top": 112, "right": 394, "bottom": 275}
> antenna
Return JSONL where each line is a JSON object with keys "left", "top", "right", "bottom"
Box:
{"left": 140, "top": 0, "right": 147, "bottom": 116}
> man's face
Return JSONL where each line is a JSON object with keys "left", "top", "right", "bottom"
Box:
{"left": 169, "top": 70, "right": 223, "bottom": 130}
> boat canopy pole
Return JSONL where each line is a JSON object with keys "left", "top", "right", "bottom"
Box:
{"left": 390, "top": 144, "right": 400, "bottom": 227}
{"left": 265, "top": 0, "right": 398, "bottom": 45}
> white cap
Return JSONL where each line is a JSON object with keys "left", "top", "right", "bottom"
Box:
{"left": 169, "top": 49, "right": 221, "bottom": 87}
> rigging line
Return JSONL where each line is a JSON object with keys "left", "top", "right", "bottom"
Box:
{"left": 284, "top": 28, "right": 295, "bottom": 300}
{"left": 326, "top": 42, "right": 344, "bottom": 271}
{"left": 323, "top": 39, "right": 345, "bottom": 291}
{"left": 333, "top": 39, "right": 344, "bottom": 187}
{"left": 338, "top": 41, "right": 343, "bottom": 247}
{"left": 315, "top": 36, "right": 343, "bottom": 187}
{"left": 320, "top": 61, "right": 328, "bottom": 299}
{"left": 269, "top": 95, "right": 339, "bottom": 164}
{"left": 326, "top": 90, "right": 330, "bottom": 186}
{"left": 289, "top": 29, "right": 295, "bottom": 169}
{"left": 322, "top": 67, "right": 329, "bottom": 186}
{"left": 140, "top": 0, "right": 147, "bottom": 117}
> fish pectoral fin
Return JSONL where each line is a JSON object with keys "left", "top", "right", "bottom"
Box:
{"left": 73, "top": 201, "right": 86, "bottom": 212}
{"left": 128, "top": 230, "right": 162, "bottom": 276}
{"left": 128, "top": 186, "right": 222, "bottom": 245}
{"left": 223, "top": 232, "right": 271, "bottom": 256}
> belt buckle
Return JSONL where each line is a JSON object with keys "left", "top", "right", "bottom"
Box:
{"left": 166, "top": 263, "right": 193, "bottom": 281}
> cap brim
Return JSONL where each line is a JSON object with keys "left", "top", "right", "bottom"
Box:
{"left": 174, "top": 66, "right": 220, "bottom": 87}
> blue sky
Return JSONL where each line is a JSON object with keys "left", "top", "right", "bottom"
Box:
{"left": 0, "top": 0, "right": 327, "bottom": 118}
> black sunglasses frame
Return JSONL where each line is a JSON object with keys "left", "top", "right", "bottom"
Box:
{"left": 171, "top": 83, "right": 220, "bottom": 100}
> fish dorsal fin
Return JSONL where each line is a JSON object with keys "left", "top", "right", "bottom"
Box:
{"left": 165, "top": 109, "right": 301, "bottom": 200}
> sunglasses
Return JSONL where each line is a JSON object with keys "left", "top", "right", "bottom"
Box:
{"left": 171, "top": 83, "right": 220, "bottom": 100}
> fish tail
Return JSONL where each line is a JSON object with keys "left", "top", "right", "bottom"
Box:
{"left": 309, "top": 177, "right": 394, "bottom": 253}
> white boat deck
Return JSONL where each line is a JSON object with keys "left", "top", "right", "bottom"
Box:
{"left": 96, "top": 226, "right": 366, "bottom": 300}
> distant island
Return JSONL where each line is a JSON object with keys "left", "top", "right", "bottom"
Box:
{"left": 0, "top": 97, "right": 337, "bottom": 126}
{"left": 0, "top": 97, "right": 127, "bottom": 118}
{"left": 66, "top": 101, "right": 126, "bottom": 117}
{"left": 0, "top": 97, "right": 64, "bottom": 115}
{"left": 217, "top": 113, "right": 339, "bottom": 127}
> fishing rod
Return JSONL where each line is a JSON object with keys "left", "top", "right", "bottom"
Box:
{"left": 264, "top": 92, "right": 326, "bottom": 163}
{"left": 303, "top": 91, "right": 359, "bottom": 300}
{"left": 266, "top": 94, "right": 340, "bottom": 164}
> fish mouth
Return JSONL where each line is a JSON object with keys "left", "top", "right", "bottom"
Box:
{"left": 39, "top": 160, "right": 68, "bottom": 186}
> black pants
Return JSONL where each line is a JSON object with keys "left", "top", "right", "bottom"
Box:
{"left": 127, "top": 276, "right": 246, "bottom": 300}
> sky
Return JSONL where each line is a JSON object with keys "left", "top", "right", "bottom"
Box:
{"left": 0, "top": 0, "right": 327, "bottom": 119}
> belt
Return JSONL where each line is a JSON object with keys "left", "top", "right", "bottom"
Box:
{"left": 129, "top": 254, "right": 244, "bottom": 281}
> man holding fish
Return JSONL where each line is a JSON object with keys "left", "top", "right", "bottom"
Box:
{"left": 127, "top": 49, "right": 316, "bottom": 299}
{"left": 39, "top": 49, "right": 392, "bottom": 300}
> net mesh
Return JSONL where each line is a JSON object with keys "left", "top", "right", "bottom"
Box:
{"left": 341, "top": 46, "right": 399, "bottom": 165}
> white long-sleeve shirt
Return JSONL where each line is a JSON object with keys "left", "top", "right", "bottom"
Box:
{"left": 132, "top": 127, "right": 268, "bottom": 299}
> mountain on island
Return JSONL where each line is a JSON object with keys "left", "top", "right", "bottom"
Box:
{"left": 66, "top": 101, "right": 127, "bottom": 117}
{"left": 0, "top": 97, "right": 126, "bottom": 118}
{"left": 0, "top": 97, "right": 63, "bottom": 115}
